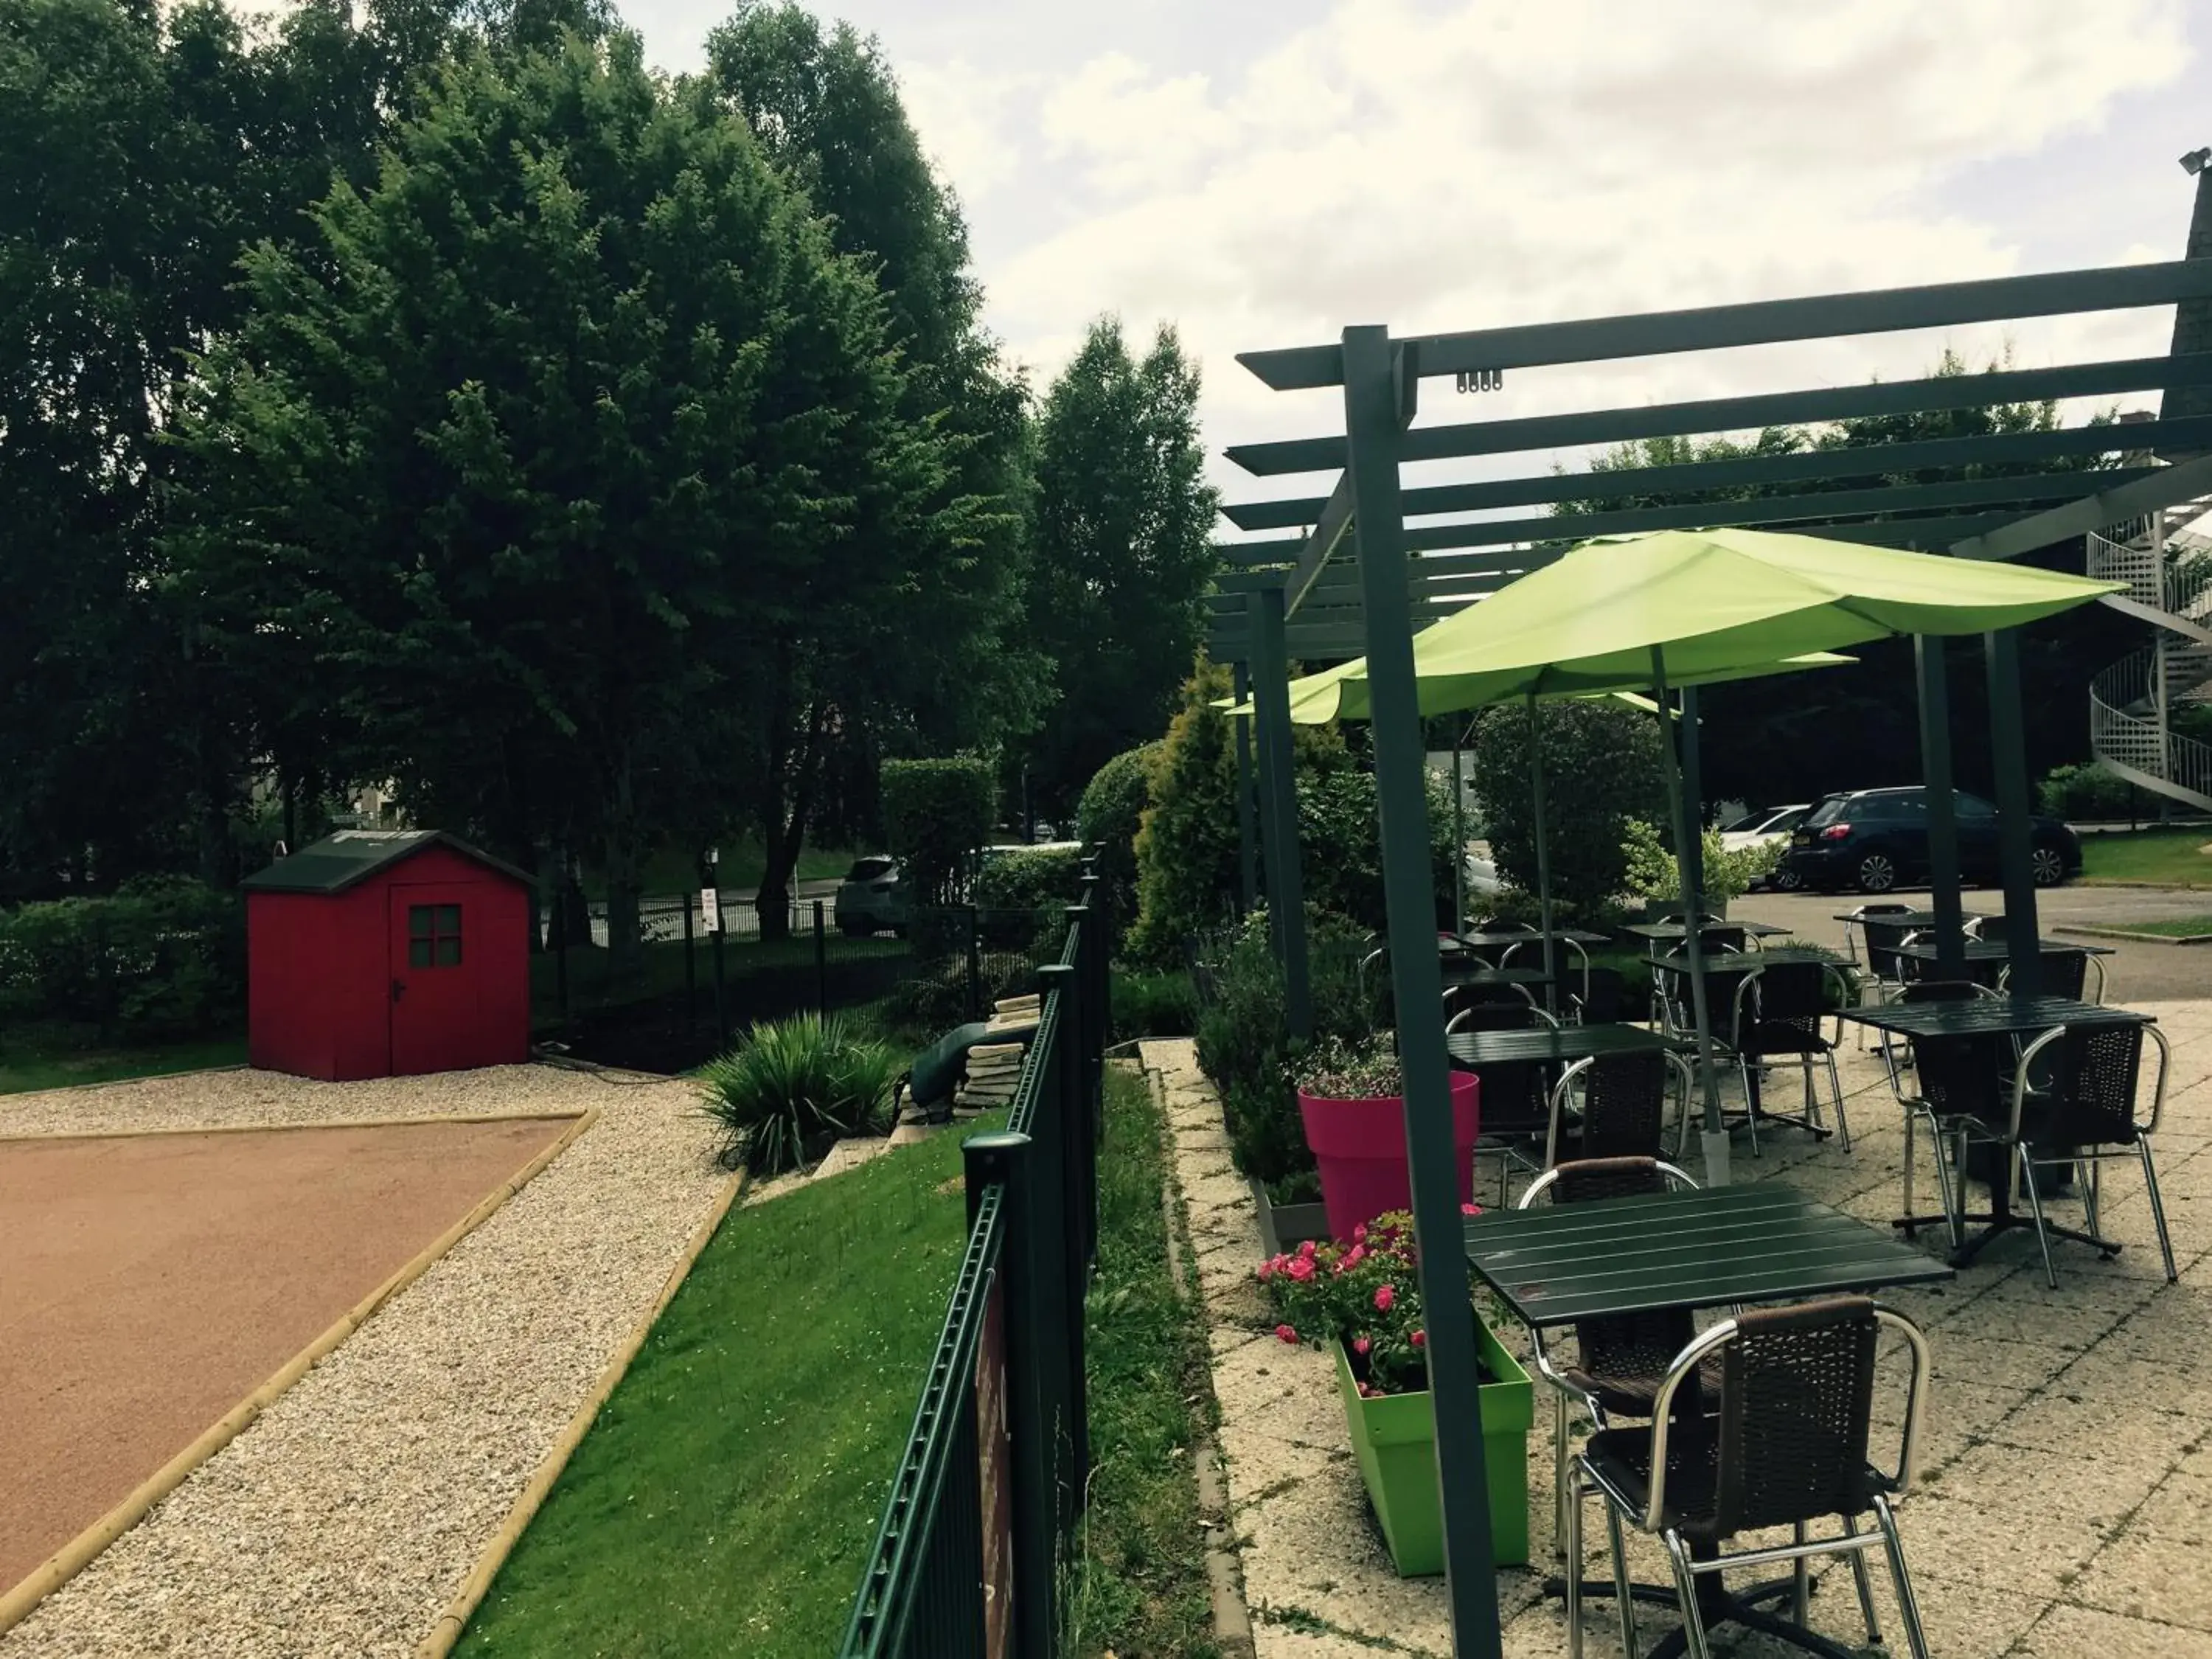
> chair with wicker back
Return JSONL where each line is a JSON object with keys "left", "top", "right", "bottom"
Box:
{"left": 1517, "top": 1156, "right": 1703, "bottom": 1572}
{"left": 1882, "top": 980, "right": 1997, "bottom": 1247}
{"left": 1544, "top": 1048, "right": 1694, "bottom": 1168}
{"left": 1726, "top": 959, "right": 1853, "bottom": 1152}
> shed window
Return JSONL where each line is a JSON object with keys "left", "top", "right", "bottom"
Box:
{"left": 408, "top": 903, "right": 463, "bottom": 968}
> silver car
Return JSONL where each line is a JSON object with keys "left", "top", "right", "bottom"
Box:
{"left": 833, "top": 855, "right": 907, "bottom": 936}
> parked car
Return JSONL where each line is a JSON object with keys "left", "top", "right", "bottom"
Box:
{"left": 1721, "top": 803, "right": 1812, "bottom": 891}
{"left": 1781, "top": 787, "right": 2081, "bottom": 894}
{"left": 833, "top": 855, "right": 907, "bottom": 936}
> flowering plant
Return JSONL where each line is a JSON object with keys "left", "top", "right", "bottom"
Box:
{"left": 1289, "top": 1033, "right": 1402, "bottom": 1100}
{"left": 1257, "top": 1207, "right": 1486, "bottom": 1397}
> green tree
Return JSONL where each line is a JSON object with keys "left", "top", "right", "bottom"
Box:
{"left": 1075, "top": 741, "right": 1159, "bottom": 928}
{"left": 1025, "top": 317, "right": 1219, "bottom": 818}
{"left": 1128, "top": 661, "right": 1238, "bottom": 965}
{"left": 166, "top": 33, "right": 955, "bottom": 961}
{"left": 1465, "top": 700, "right": 1664, "bottom": 919}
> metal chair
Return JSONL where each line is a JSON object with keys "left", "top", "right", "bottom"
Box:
{"left": 1843, "top": 905, "right": 1915, "bottom": 1046}
{"left": 1726, "top": 959, "right": 1853, "bottom": 1153}
{"left": 1997, "top": 948, "right": 2107, "bottom": 1004}
{"left": 1881, "top": 982, "right": 2001, "bottom": 1248}
{"left": 1544, "top": 1048, "right": 1696, "bottom": 1168}
{"left": 1443, "top": 983, "right": 1556, "bottom": 1033}
{"left": 1500, "top": 933, "right": 1593, "bottom": 1002}
{"left": 1571, "top": 1297, "right": 1935, "bottom": 1659}
{"left": 1964, "top": 914, "right": 2008, "bottom": 943}
{"left": 1517, "top": 1156, "right": 1702, "bottom": 1568}
{"left": 1565, "top": 965, "right": 1627, "bottom": 1026}
{"left": 1840, "top": 902, "right": 1913, "bottom": 968}
{"left": 1970, "top": 1020, "right": 2177, "bottom": 1287}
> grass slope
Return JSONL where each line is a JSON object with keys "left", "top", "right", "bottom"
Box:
{"left": 0, "top": 1034, "right": 246, "bottom": 1096}
{"left": 456, "top": 1119, "right": 991, "bottom": 1658}
{"left": 2079, "top": 827, "right": 2212, "bottom": 888}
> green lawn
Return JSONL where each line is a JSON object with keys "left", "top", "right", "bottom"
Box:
{"left": 2079, "top": 827, "right": 2212, "bottom": 888}
{"left": 531, "top": 930, "right": 907, "bottom": 1020}
{"left": 454, "top": 1069, "right": 1218, "bottom": 1658}
{"left": 0, "top": 1033, "right": 246, "bottom": 1096}
{"left": 2086, "top": 915, "right": 2212, "bottom": 938}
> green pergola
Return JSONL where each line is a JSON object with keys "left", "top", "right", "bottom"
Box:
{"left": 1213, "top": 165, "right": 2212, "bottom": 1656}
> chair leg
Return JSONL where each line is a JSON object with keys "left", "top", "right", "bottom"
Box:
{"left": 1848, "top": 1524, "right": 1884, "bottom": 1646}
{"left": 2140, "top": 1138, "right": 2180, "bottom": 1284}
{"left": 1563, "top": 1453, "right": 1584, "bottom": 1659}
{"left": 1663, "top": 1530, "right": 1714, "bottom": 1659}
{"left": 1791, "top": 1518, "right": 1810, "bottom": 1627}
{"left": 1552, "top": 1391, "right": 1571, "bottom": 1560}
{"left": 1872, "top": 1495, "right": 1933, "bottom": 1659}
{"left": 1925, "top": 1113, "right": 1964, "bottom": 1252}
{"left": 2078, "top": 1157, "right": 2099, "bottom": 1237}
{"left": 1825, "top": 1051, "right": 1851, "bottom": 1151}
{"left": 1902, "top": 1110, "right": 1919, "bottom": 1223}
{"left": 2018, "top": 1145, "right": 2060, "bottom": 1290}
{"left": 1604, "top": 1498, "right": 1638, "bottom": 1658}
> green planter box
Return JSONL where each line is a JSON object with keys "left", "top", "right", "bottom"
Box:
{"left": 1334, "top": 1318, "right": 1532, "bottom": 1574}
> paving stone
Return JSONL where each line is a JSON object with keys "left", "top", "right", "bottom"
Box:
{"left": 2016, "top": 1603, "right": 2212, "bottom": 1658}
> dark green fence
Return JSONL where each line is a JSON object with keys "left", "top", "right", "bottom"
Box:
{"left": 838, "top": 867, "right": 1108, "bottom": 1658}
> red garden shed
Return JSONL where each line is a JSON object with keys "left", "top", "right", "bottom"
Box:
{"left": 243, "top": 830, "right": 533, "bottom": 1081}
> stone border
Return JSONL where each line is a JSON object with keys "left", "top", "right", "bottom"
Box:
{"left": 0, "top": 1106, "right": 598, "bottom": 1638}
{"left": 2054, "top": 922, "right": 2212, "bottom": 946}
{"left": 414, "top": 1160, "right": 747, "bottom": 1656}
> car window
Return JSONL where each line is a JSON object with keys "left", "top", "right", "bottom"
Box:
{"left": 1804, "top": 797, "right": 1849, "bottom": 827}
{"left": 1720, "top": 808, "right": 1767, "bottom": 832}
{"left": 845, "top": 857, "right": 894, "bottom": 882}
{"left": 1952, "top": 792, "right": 1998, "bottom": 820}
{"left": 1764, "top": 807, "right": 1809, "bottom": 835}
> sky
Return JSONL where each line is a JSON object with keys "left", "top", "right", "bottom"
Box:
{"left": 616, "top": 0, "right": 2212, "bottom": 525}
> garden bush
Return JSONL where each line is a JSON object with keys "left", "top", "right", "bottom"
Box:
{"left": 972, "top": 846, "right": 1084, "bottom": 911}
{"left": 1110, "top": 969, "right": 1199, "bottom": 1040}
{"left": 1619, "top": 817, "right": 1777, "bottom": 905}
{"left": 2037, "top": 761, "right": 2139, "bottom": 821}
{"left": 880, "top": 757, "right": 995, "bottom": 905}
{"left": 697, "top": 1012, "right": 900, "bottom": 1176}
{"left": 1466, "top": 701, "right": 1663, "bottom": 921}
{"left": 1295, "top": 765, "right": 1459, "bottom": 933}
{"left": 0, "top": 875, "right": 245, "bottom": 1042}
{"left": 1128, "top": 662, "right": 1239, "bottom": 966}
{"left": 1077, "top": 743, "right": 1158, "bottom": 925}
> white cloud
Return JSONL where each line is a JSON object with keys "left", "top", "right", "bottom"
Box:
{"left": 894, "top": 58, "right": 1034, "bottom": 206}
{"left": 945, "top": 0, "right": 2197, "bottom": 505}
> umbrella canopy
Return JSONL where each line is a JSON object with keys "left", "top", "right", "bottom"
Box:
{"left": 1287, "top": 527, "right": 2122, "bottom": 721}
{"left": 1222, "top": 651, "right": 1858, "bottom": 720}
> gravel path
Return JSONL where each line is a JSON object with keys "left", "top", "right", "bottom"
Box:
{"left": 0, "top": 1062, "right": 728, "bottom": 1658}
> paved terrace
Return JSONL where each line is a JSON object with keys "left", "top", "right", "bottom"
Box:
{"left": 1144, "top": 986, "right": 2212, "bottom": 1659}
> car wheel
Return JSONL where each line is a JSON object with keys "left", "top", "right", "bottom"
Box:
{"left": 1771, "top": 866, "right": 1804, "bottom": 893}
{"left": 1854, "top": 852, "right": 1897, "bottom": 894}
{"left": 2030, "top": 844, "right": 2067, "bottom": 888}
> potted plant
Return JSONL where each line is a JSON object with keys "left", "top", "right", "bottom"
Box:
{"left": 1294, "top": 1036, "right": 1481, "bottom": 1242}
{"left": 1259, "top": 1212, "right": 1531, "bottom": 1572}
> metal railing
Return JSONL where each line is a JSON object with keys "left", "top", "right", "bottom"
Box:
{"left": 839, "top": 863, "right": 1109, "bottom": 1659}
{"left": 2087, "top": 507, "right": 2212, "bottom": 813}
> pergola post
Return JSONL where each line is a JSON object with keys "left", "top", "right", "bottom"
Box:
{"left": 1914, "top": 639, "right": 1969, "bottom": 977}
{"left": 1249, "top": 588, "right": 1312, "bottom": 1036}
{"left": 1234, "top": 659, "right": 1260, "bottom": 914}
{"left": 1679, "top": 685, "right": 1708, "bottom": 905}
{"left": 1340, "top": 324, "right": 1503, "bottom": 1657}
{"left": 1984, "top": 629, "right": 2044, "bottom": 992}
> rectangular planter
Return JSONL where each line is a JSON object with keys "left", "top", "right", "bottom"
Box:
{"left": 1249, "top": 1175, "right": 1329, "bottom": 1259}
{"left": 1334, "top": 1318, "right": 1532, "bottom": 1574}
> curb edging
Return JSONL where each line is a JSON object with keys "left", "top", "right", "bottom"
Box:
{"left": 413, "top": 1160, "right": 748, "bottom": 1658}
{"left": 0, "top": 1105, "right": 599, "bottom": 1640}
{"left": 2053, "top": 923, "right": 2212, "bottom": 947}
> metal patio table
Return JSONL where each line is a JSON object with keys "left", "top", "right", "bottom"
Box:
{"left": 1891, "top": 936, "right": 2115, "bottom": 990}
{"left": 1445, "top": 1024, "right": 1686, "bottom": 1069}
{"left": 1464, "top": 1183, "right": 1954, "bottom": 1658}
{"left": 1830, "top": 908, "right": 1986, "bottom": 931}
{"left": 1843, "top": 995, "right": 2153, "bottom": 1265}
{"left": 1456, "top": 927, "right": 1612, "bottom": 952}
{"left": 1645, "top": 947, "right": 1851, "bottom": 1140}
{"left": 1441, "top": 961, "right": 1556, "bottom": 991}
{"left": 1625, "top": 919, "right": 1792, "bottom": 945}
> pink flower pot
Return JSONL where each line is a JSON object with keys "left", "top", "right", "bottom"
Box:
{"left": 1298, "top": 1072, "right": 1481, "bottom": 1242}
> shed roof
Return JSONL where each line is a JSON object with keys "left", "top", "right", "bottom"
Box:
{"left": 240, "top": 830, "right": 532, "bottom": 895}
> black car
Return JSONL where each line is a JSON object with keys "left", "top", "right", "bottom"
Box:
{"left": 1781, "top": 787, "right": 2081, "bottom": 894}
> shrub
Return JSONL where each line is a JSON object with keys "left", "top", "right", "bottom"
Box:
{"left": 1110, "top": 969, "right": 1198, "bottom": 1040}
{"left": 696, "top": 1012, "right": 900, "bottom": 1177}
{"left": 1619, "top": 817, "right": 1775, "bottom": 905}
{"left": 1256, "top": 1209, "right": 1497, "bottom": 1397}
{"left": 1467, "top": 700, "right": 1663, "bottom": 920}
{"left": 1295, "top": 765, "right": 1459, "bottom": 933}
{"left": 0, "top": 875, "right": 245, "bottom": 1042}
{"left": 880, "top": 757, "right": 996, "bottom": 905}
{"left": 1128, "top": 662, "right": 1239, "bottom": 966}
{"left": 973, "top": 846, "right": 1084, "bottom": 911}
{"left": 2037, "top": 761, "right": 2138, "bottom": 821}
{"left": 1077, "top": 743, "right": 1158, "bottom": 925}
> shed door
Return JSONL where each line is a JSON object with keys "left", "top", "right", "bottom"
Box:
{"left": 389, "top": 884, "right": 481, "bottom": 1075}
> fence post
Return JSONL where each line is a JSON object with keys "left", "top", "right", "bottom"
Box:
{"left": 552, "top": 883, "right": 569, "bottom": 1034}
{"left": 682, "top": 891, "right": 697, "bottom": 1037}
{"left": 966, "top": 905, "right": 984, "bottom": 1024}
{"left": 712, "top": 900, "right": 728, "bottom": 1050}
{"left": 813, "top": 900, "right": 829, "bottom": 1018}
{"left": 1034, "top": 961, "right": 1091, "bottom": 1531}
{"left": 964, "top": 1129, "right": 1057, "bottom": 1657}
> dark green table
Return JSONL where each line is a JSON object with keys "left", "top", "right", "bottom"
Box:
{"left": 1465, "top": 1183, "right": 1951, "bottom": 1657}
{"left": 1445, "top": 1024, "right": 1684, "bottom": 1068}
{"left": 1626, "top": 919, "right": 1791, "bottom": 943}
{"left": 1891, "top": 937, "right": 2114, "bottom": 992}
{"left": 1462, "top": 1181, "right": 1951, "bottom": 1326}
{"left": 1455, "top": 928, "right": 1611, "bottom": 951}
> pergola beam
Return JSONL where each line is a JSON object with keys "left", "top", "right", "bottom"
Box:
{"left": 1225, "top": 352, "right": 2212, "bottom": 476}
{"left": 1950, "top": 449, "right": 2212, "bottom": 561}
{"left": 1239, "top": 260, "right": 2212, "bottom": 391}
{"left": 1221, "top": 416, "right": 2212, "bottom": 531}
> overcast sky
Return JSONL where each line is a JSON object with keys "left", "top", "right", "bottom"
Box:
{"left": 618, "top": 0, "right": 2212, "bottom": 519}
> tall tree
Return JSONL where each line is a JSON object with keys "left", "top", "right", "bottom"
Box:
{"left": 702, "top": 1, "right": 1039, "bottom": 924}
{"left": 1025, "top": 316, "right": 1219, "bottom": 817}
{"left": 166, "top": 32, "right": 971, "bottom": 961}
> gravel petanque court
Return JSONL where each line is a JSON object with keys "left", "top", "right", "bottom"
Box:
{"left": 0, "top": 1115, "right": 577, "bottom": 1593}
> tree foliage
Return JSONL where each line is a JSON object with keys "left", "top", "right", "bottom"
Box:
{"left": 879, "top": 757, "right": 995, "bottom": 905}
{"left": 1466, "top": 700, "right": 1665, "bottom": 919}
{"left": 1127, "top": 661, "right": 1238, "bottom": 965}
{"left": 1024, "top": 317, "right": 1219, "bottom": 817}
{"left": 1075, "top": 742, "right": 1158, "bottom": 925}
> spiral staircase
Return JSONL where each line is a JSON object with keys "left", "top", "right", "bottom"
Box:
{"left": 2087, "top": 501, "right": 2212, "bottom": 813}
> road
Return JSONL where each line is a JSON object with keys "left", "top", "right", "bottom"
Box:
{"left": 1733, "top": 882, "right": 2212, "bottom": 1001}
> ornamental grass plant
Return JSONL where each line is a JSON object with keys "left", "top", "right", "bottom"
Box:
{"left": 697, "top": 1012, "right": 900, "bottom": 1176}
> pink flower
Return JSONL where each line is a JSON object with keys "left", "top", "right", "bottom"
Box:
{"left": 1461, "top": 1202, "right": 1481, "bottom": 1217}
{"left": 1374, "top": 1284, "right": 1396, "bottom": 1312}
{"left": 1352, "top": 1222, "right": 1368, "bottom": 1243}
{"left": 1298, "top": 1239, "right": 1317, "bottom": 1260}
{"left": 1275, "top": 1324, "right": 1298, "bottom": 1345}
{"left": 1284, "top": 1256, "right": 1315, "bottom": 1282}
{"left": 1411, "top": 1329, "right": 1427, "bottom": 1348}
{"left": 1256, "top": 1259, "right": 1274, "bottom": 1281}
{"left": 1353, "top": 1336, "right": 1371, "bottom": 1356}
{"left": 1358, "top": 1382, "right": 1375, "bottom": 1397}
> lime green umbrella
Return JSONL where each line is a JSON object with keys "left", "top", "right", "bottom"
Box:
{"left": 1250, "top": 527, "right": 2122, "bottom": 1183}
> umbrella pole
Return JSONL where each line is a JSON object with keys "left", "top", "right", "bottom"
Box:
{"left": 1526, "top": 695, "right": 1557, "bottom": 1015}
{"left": 1452, "top": 731, "right": 1468, "bottom": 936}
{"left": 1650, "top": 647, "right": 1731, "bottom": 1187}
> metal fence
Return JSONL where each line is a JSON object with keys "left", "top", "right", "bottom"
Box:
{"left": 838, "top": 870, "right": 1108, "bottom": 1658}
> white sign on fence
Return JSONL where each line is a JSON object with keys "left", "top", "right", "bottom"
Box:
{"left": 699, "top": 886, "right": 721, "bottom": 933}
